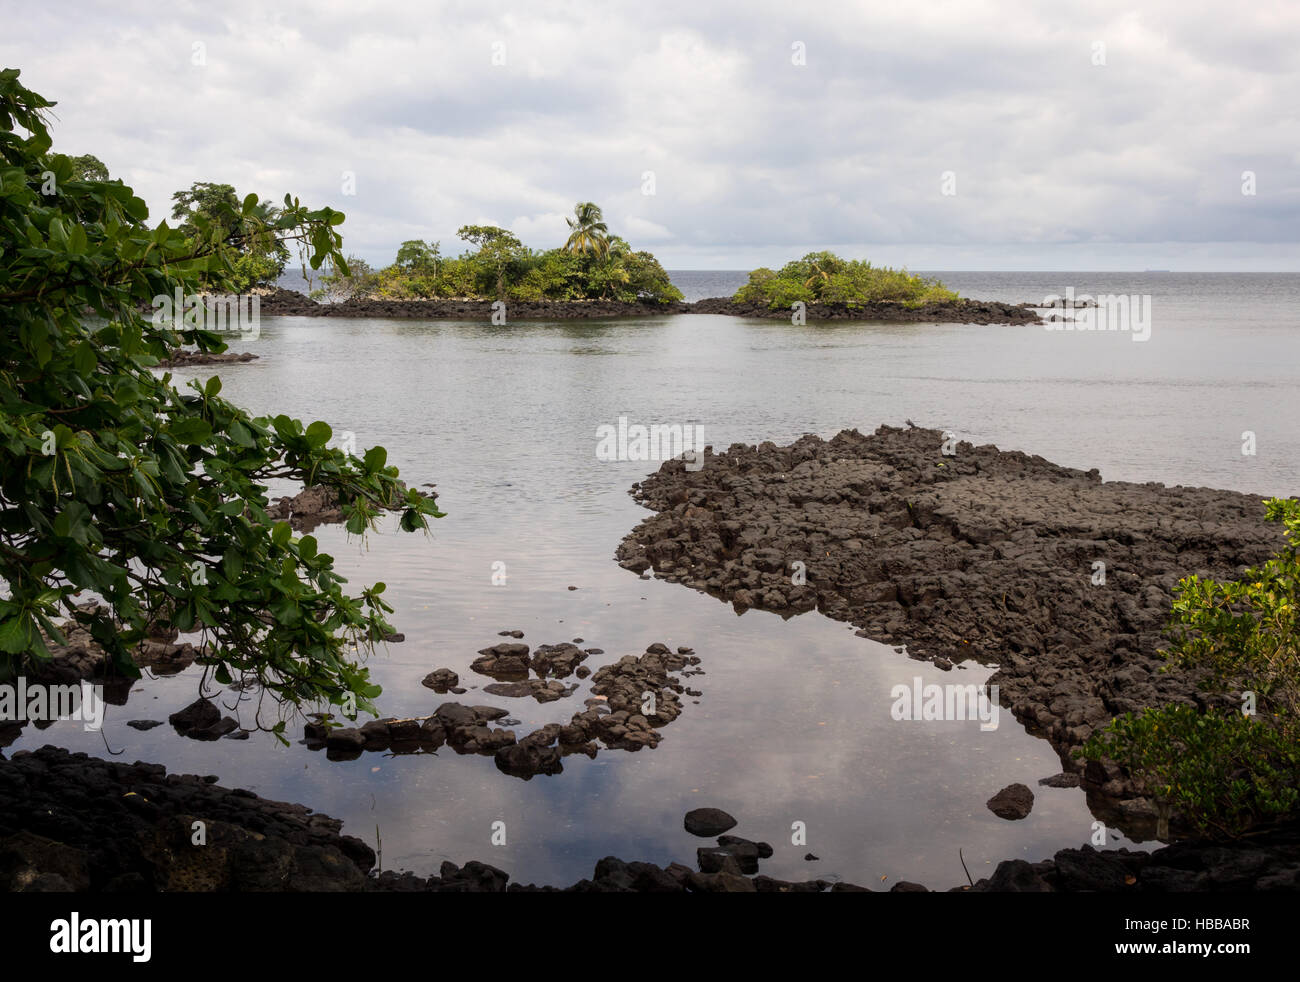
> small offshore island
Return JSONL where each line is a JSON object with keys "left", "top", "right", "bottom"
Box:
{"left": 257, "top": 286, "right": 1037, "bottom": 325}
{"left": 250, "top": 211, "right": 1039, "bottom": 325}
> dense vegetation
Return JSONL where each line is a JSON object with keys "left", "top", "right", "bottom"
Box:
{"left": 65, "top": 159, "right": 294, "bottom": 295}
{"left": 314, "top": 202, "right": 683, "bottom": 303}
{"left": 0, "top": 69, "right": 441, "bottom": 730}
{"left": 170, "top": 180, "right": 293, "bottom": 294}
{"left": 1082, "top": 497, "right": 1300, "bottom": 837}
{"left": 733, "top": 251, "right": 958, "bottom": 309}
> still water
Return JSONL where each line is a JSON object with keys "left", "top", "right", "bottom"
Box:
{"left": 15, "top": 272, "right": 1299, "bottom": 888}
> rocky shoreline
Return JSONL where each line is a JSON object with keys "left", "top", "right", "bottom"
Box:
{"left": 687, "top": 295, "right": 1038, "bottom": 324}
{"left": 614, "top": 424, "right": 1286, "bottom": 831}
{"left": 256, "top": 288, "right": 1040, "bottom": 325}
{"left": 3, "top": 747, "right": 1296, "bottom": 891}
{"left": 155, "top": 349, "right": 259, "bottom": 368}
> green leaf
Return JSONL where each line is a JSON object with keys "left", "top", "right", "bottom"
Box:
{"left": 170, "top": 417, "right": 212, "bottom": 444}
{"left": 305, "top": 420, "right": 332, "bottom": 448}
{"left": 73, "top": 341, "right": 95, "bottom": 376}
{"left": 0, "top": 615, "right": 34, "bottom": 654}
{"left": 228, "top": 419, "right": 255, "bottom": 447}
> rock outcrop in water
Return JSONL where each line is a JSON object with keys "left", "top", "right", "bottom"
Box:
{"left": 254, "top": 289, "right": 1039, "bottom": 325}
{"left": 260, "top": 289, "right": 690, "bottom": 320}
{"left": 304, "top": 641, "right": 701, "bottom": 778}
{"left": 266, "top": 481, "right": 438, "bottom": 532}
{"left": 614, "top": 424, "right": 1285, "bottom": 829}
{"left": 155, "top": 349, "right": 258, "bottom": 369}
{"left": 687, "top": 296, "right": 1038, "bottom": 324}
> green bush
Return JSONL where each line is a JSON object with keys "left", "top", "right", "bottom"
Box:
{"left": 1081, "top": 497, "right": 1300, "bottom": 837}
{"left": 513, "top": 249, "right": 584, "bottom": 301}
{"left": 734, "top": 252, "right": 958, "bottom": 310}
{"left": 354, "top": 205, "right": 680, "bottom": 304}
{"left": 1084, "top": 705, "right": 1299, "bottom": 838}
{"left": 313, "top": 255, "right": 378, "bottom": 301}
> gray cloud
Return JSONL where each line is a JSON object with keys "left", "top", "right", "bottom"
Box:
{"left": 6, "top": 0, "right": 1297, "bottom": 269}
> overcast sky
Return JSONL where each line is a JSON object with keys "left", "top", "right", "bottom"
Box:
{"left": 6, "top": 1, "right": 1299, "bottom": 269}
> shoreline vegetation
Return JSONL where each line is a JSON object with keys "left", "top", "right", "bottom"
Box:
{"left": 278, "top": 225, "right": 1039, "bottom": 324}
{"left": 311, "top": 202, "right": 686, "bottom": 305}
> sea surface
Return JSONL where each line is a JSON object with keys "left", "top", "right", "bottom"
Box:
{"left": 15, "top": 271, "right": 1299, "bottom": 889}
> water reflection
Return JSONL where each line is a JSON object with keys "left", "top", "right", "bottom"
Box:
{"left": 14, "top": 288, "right": 1299, "bottom": 887}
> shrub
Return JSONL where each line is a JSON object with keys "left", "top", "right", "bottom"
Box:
{"left": 734, "top": 252, "right": 958, "bottom": 310}
{"left": 1081, "top": 498, "right": 1300, "bottom": 837}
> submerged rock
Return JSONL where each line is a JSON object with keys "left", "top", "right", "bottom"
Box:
{"left": 987, "top": 783, "right": 1035, "bottom": 820}
{"left": 421, "top": 668, "right": 459, "bottom": 692}
{"left": 168, "top": 698, "right": 238, "bottom": 741}
{"left": 684, "top": 807, "right": 738, "bottom": 837}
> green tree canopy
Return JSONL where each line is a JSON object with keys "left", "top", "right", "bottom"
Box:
{"left": 394, "top": 238, "right": 441, "bottom": 275}
{"left": 68, "top": 153, "right": 109, "bottom": 182}
{"left": 171, "top": 180, "right": 290, "bottom": 292}
{"left": 456, "top": 224, "right": 526, "bottom": 300}
{"left": 0, "top": 67, "right": 442, "bottom": 731}
{"left": 734, "top": 252, "right": 958, "bottom": 309}
{"left": 327, "top": 210, "right": 681, "bottom": 305}
{"left": 314, "top": 254, "right": 378, "bottom": 301}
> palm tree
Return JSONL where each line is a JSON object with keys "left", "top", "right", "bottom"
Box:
{"left": 564, "top": 202, "right": 609, "bottom": 258}
{"left": 803, "top": 262, "right": 831, "bottom": 290}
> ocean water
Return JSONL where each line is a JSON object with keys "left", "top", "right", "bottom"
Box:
{"left": 15, "top": 272, "right": 1299, "bottom": 889}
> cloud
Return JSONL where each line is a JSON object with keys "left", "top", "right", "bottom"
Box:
{"left": 622, "top": 216, "right": 672, "bottom": 241}
{"left": 5, "top": 0, "right": 1297, "bottom": 268}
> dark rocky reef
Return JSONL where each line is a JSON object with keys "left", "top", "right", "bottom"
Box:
{"left": 255, "top": 289, "right": 1039, "bottom": 325}
{"left": 614, "top": 424, "right": 1285, "bottom": 828}
{"left": 688, "top": 296, "right": 1039, "bottom": 324}
{"left": 155, "top": 349, "right": 258, "bottom": 368}
{"left": 305, "top": 641, "right": 701, "bottom": 779}
{"left": 259, "top": 288, "right": 689, "bottom": 320}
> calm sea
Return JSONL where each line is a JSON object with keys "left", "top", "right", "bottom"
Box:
{"left": 19, "top": 271, "right": 1299, "bottom": 888}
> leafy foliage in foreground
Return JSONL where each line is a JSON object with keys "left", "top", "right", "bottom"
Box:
{"left": 0, "top": 68, "right": 443, "bottom": 731}
{"left": 170, "top": 181, "right": 291, "bottom": 293}
{"left": 734, "top": 251, "right": 959, "bottom": 309}
{"left": 1082, "top": 498, "right": 1300, "bottom": 837}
